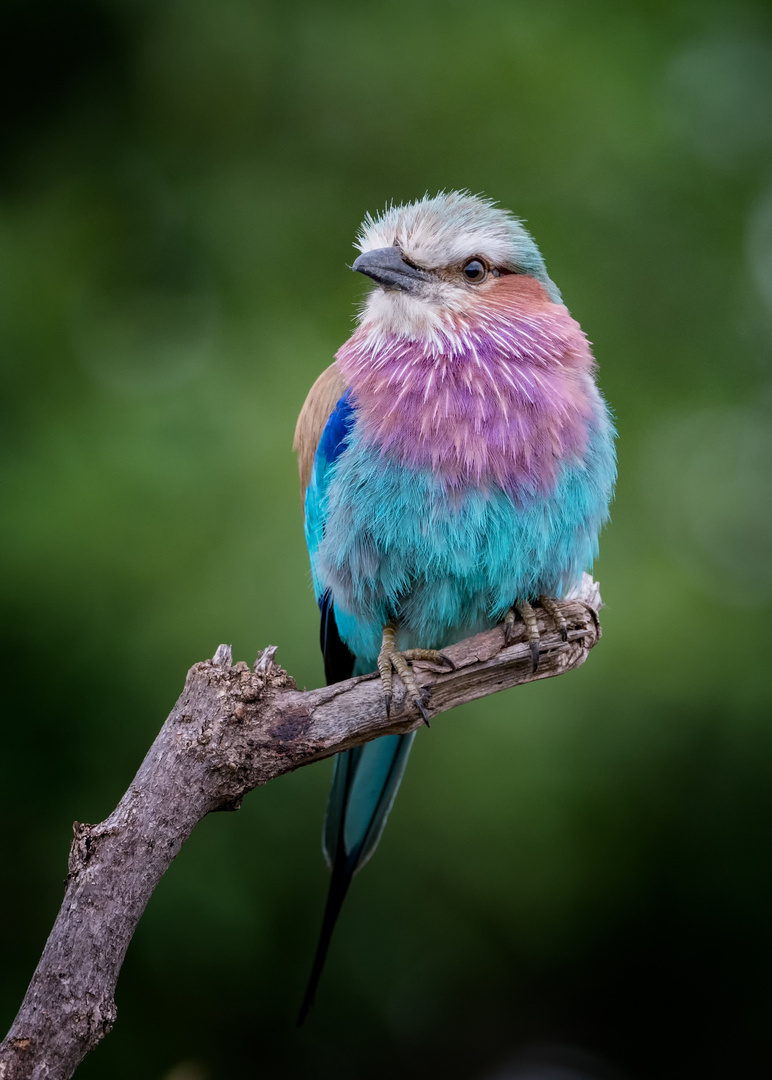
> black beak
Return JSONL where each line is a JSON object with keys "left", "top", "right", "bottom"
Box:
{"left": 352, "top": 247, "right": 430, "bottom": 294}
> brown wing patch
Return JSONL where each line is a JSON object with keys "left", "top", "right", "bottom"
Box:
{"left": 293, "top": 363, "right": 350, "bottom": 501}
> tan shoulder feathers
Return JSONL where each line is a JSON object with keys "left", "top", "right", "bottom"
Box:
{"left": 293, "top": 363, "right": 349, "bottom": 501}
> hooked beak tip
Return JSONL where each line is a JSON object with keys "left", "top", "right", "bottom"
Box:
{"left": 352, "top": 247, "right": 429, "bottom": 293}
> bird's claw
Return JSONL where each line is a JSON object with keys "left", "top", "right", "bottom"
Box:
{"left": 377, "top": 622, "right": 452, "bottom": 727}
{"left": 415, "top": 697, "right": 431, "bottom": 728}
{"left": 504, "top": 596, "right": 569, "bottom": 672}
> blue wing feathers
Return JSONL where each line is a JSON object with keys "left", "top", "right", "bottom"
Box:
{"left": 317, "top": 388, "right": 355, "bottom": 467}
{"left": 304, "top": 391, "right": 356, "bottom": 598}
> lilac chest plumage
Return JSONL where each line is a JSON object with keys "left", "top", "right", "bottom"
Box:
{"left": 336, "top": 277, "right": 599, "bottom": 498}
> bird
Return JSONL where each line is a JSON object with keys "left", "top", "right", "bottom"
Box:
{"left": 293, "top": 191, "right": 616, "bottom": 1022}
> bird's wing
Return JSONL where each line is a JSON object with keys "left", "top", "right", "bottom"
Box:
{"left": 294, "top": 366, "right": 357, "bottom": 678}
{"left": 299, "top": 379, "right": 356, "bottom": 610}
{"left": 293, "top": 362, "right": 349, "bottom": 502}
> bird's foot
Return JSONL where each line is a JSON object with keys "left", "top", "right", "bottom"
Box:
{"left": 504, "top": 596, "right": 568, "bottom": 672}
{"left": 377, "top": 621, "right": 454, "bottom": 727}
{"left": 538, "top": 595, "right": 569, "bottom": 642}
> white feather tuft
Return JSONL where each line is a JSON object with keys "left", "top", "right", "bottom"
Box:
{"left": 356, "top": 190, "right": 528, "bottom": 271}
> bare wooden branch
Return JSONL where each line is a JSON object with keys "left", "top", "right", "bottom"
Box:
{"left": 0, "top": 577, "right": 601, "bottom": 1080}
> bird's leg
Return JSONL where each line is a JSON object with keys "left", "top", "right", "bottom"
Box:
{"left": 504, "top": 596, "right": 569, "bottom": 671}
{"left": 377, "top": 620, "right": 454, "bottom": 727}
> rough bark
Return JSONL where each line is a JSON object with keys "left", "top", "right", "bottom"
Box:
{"left": 0, "top": 576, "right": 602, "bottom": 1080}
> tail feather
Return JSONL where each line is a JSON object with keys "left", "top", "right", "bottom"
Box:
{"left": 337, "top": 733, "right": 415, "bottom": 872}
{"left": 299, "top": 733, "right": 416, "bottom": 1023}
{"left": 297, "top": 855, "right": 354, "bottom": 1025}
{"left": 298, "top": 752, "right": 357, "bottom": 1026}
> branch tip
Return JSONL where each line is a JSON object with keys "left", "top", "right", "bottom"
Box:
{"left": 212, "top": 644, "right": 233, "bottom": 668}
{"left": 255, "top": 645, "right": 278, "bottom": 674}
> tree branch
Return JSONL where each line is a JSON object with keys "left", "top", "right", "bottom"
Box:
{"left": 0, "top": 576, "right": 602, "bottom": 1080}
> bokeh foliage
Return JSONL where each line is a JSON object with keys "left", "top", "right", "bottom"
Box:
{"left": 2, "top": 1, "right": 772, "bottom": 1078}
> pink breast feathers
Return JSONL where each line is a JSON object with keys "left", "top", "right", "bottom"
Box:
{"left": 335, "top": 276, "right": 600, "bottom": 498}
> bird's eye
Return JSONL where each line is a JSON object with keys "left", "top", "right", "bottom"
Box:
{"left": 462, "top": 258, "right": 488, "bottom": 283}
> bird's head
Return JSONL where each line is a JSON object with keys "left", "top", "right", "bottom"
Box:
{"left": 352, "top": 191, "right": 561, "bottom": 339}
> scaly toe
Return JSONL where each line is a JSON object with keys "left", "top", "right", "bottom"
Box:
{"left": 401, "top": 648, "right": 455, "bottom": 671}
{"left": 515, "top": 600, "right": 541, "bottom": 672}
{"left": 540, "top": 595, "right": 568, "bottom": 642}
{"left": 376, "top": 623, "right": 437, "bottom": 727}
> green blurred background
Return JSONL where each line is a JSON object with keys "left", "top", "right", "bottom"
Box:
{"left": 2, "top": 1, "right": 772, "bottom": 1077}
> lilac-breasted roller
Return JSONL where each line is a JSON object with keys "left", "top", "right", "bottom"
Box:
{"left": 293, "top": 192, "right": 616, "bottom": 1021}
